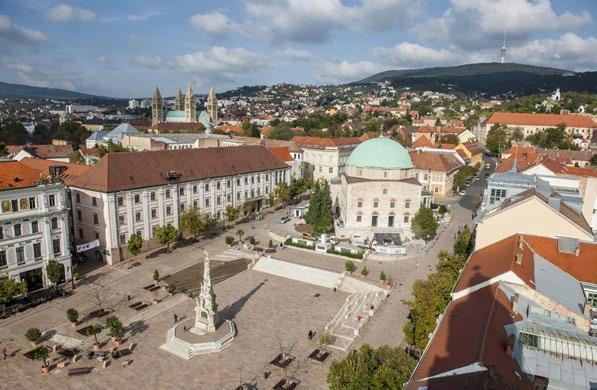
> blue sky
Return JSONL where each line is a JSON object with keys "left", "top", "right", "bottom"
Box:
{"left": 1, "top": 0, "right": 596, "bottom": 97}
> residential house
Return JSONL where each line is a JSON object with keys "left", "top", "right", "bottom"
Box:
{"left": 9, "top": 144, "right": 73, "bottom": 163}
{"left": 408, "top": 149, "right": 464, "bottom": 200}
{"left": 291, "top": 136, "right": 361, "bottom": 181}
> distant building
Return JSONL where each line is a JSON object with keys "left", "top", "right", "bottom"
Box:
{"left": 484, "top": 112, "right": 597, "bottom": 140}
{"left": 151, "top": 84, "right": 217, "bottom": 130}
{"left": 8, "top": 144, "right": 73, "bottom": 163}
{"left": 291, "top": 136, "right": 361, "bottom": 181}
{"left": 128, "top": 99, "right": 139, "bottom": 110}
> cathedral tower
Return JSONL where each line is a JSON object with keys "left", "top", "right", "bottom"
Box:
{"left": 184, "top": 83, "right": 197, "bottom": 122}
{"left": 151, "top": 86, "right": 164, "bottom": 125}
{"left": 174, "top": 89, "right": 183, "bottom": 111}
{"left": 206, "top": 86, "right": 218, "bottom": 124}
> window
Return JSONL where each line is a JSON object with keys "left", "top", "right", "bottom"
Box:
{"left": 193, "top": 200, "right": 198, "bottom": 208}
{"left": 587, "top": 292, "right": 597, "bottom": 308}
{"left": 193, "top": 185, "right": 197, "bottom": 194}
{"left": 33, "top": 242, "right": 42, "bottom": 259}
{"left": 93, "top": 213, "right": 99, "bottom": 225}
{"left": 29, "top": 220, "right": 38, "bottom": 234}
{"left": 519, "top": 332, "right": 539, "bottom": 348}
{"left": 52, "top": 239, "right": 61, "bottom": 256}
{"left": 166, "top": 206, "right": 172, "bottom": 216}
{"left": 14, "top": 224, "right": 21, "bottom": 237}
{"left": 383, "top": 171, "right": 388, "bottom": 178}
{"left": 180, "top": 203, "right": 185, "bottom": 212}
{"left": 205, "top": 198, "right": 210, "bottom": 207}
{"left": 118, "top": 214, "right": 125, "bottom": 225}
{"left": 92, "top": 197, "right": 97, "bottom": 206}
{"left": 29, "top": 197, "right": 36, "bottom": 209}
{"left": 251, "top": 177, "right": 254, "bottom": 184}
{"left": 388, "top": 215, "right": 394, "bottom": 227}
{"left": 329, "top": 167, "right": 333, "bottom": 173}
{"left": 0, "top": 251, "right": 6, "bottom": 268}
{"left": 150, "top": 192, "right": 156, "bottom": 201}
{"left": 48, "top": 194, "right": 55, "bottom": 207}
{"left": 357, "top": 201, "right": 362, "bottom": 208}
{"left": 383, "top": 188, "right": 388, "bottom": 195}
{"left": 244, "top": 177, "right": 248, "bottom": 185}
{"left": 237, "top": 178, "right": 241, "bottom": 185}
{"left": 51, "top": 217, "right": 58, "bottom": 230}
{"left": 134, "top": 194, "right": 140, "bottom": 204}
{"left": 151, "top": 208, "right": 157, "bottom": 219}
{"left": 405, "top": 200, "right": 411, "bottom": 208}
{"left": 265, "top": 175, "right": 269, "bottom": 182}
{"left": 135, "top": 211, "right": 141, "bottom": 222}
{"left": 226, "top": 194, "right": 231, "bottom": 202}
{"left": 356, "top": 215, "right": 362, "bottom": 222}
{"left": 117, "top": 196, "right": 124, "bottom": 206}
{"left": 390, "top": 201, "right": 395, "bottom": 208}
{"left": 76, "top": 193, "right": 81, "bottom": 203}
{"left": 179, "top": 187, "right": 185, "bottom": 196}
{"left": 166, "top": 189, "right": 171, "bottom": 199}
{"left": 237, "top": 192, "right": 241, "bottom": 200}
{"left": 76, "top": 209, "right": 82, "bottom": 221}
{"left": 371, "top": 215, "right": 378, "bottom": 227}
{"left": 205, "top": 183, "right": 210, "bottom": 192}
{"left": 227, "top": 180, "right": 231, "bottom": 188}
{"left": 95, "top": 232, "right": 100, "bottom": 240}
{"left": 0, "top": 227, "right": 2, "bottom": 239}
{"left": 216, "top": 182, "right": 221, "bottom": 190}
{"left": 79, "top": 228, "right": 84, "bottom": 239}
{"left": 119, "top": 234, "right": 126, "bottom": 246}
{"left": 373, "top": 201, "right": 378, "bottom": 208}
{"left": 16, "top": 247, "right": 25, "bottom": 264}
{"left": 403, "top": 214, "right": 410, "bottom": 223}
{"left": 217, "top": 196, "right": 221, "bottom": 205}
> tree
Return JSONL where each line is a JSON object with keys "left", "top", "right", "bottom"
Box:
{"left": 105, "top": 315, "right": 124, "bottom": 338}
{"left": 485, "top": 123, "right": 510, "bottom": 155}
{"left": 344, "top": 260, "right": 355, "bottom": 273}
{"left": 54, "top": 120, "right": 91, "bottom": 150}
{"left": 379, "top": 271, "right": 387, "bottom": 283}
{"left": 180, "top": 207, "right": 210, "bottom": 238}
{"left": 127, "top": 233, "right": 142, "bottom": 257}
{"left": 154, "top": 225, "right": 179, "bottom": 252}
{"left": 0, "top": 277, "right": 27, "bottom": 304}
{"left": 225, "top": 236, "right": 235, "bottom": 245}
{"left": 360, "top": 267, "right": 369, "bottom": 277}
{"left": 453, "top": 228, "right": 473, "bottom": 257}
{"left": 88, "top": 324, "right": 103, "bottom": 346}
{"left": 153, "top": 270, "right": 160, "bottom": 284}
{"left": 327, "top": 344, "right": 416, "bottom": 390}
{"left": 33, "top": 346, "right": 49, "bottom": 369}
{"left": 97, "top": 139, "right": 132, "bottom": 156}
{"left": 275, "top": 182, "right": 290, "bottom": 203}
{"left": 411, "top": 207, "right": 438, "bottom": 240}
{"left": 45, "top": 260, "right": 62, "bottom": 287}
{"left": 224, "top": 206, "right": 238, "bottom": 229}
{"left": 237, "top": 229, "right": 244, "bottom": 242}
{"left": 242, "top": 121, "right": 260, "bottom": 138}
{"left": 305, "top": 179, "right": 333, "bottom": 233}
{"left": 0, "top": 122, "right": 29, "bottom": 145}
{"left": 66, "top": 308, "right": 79, "bottom": 324}
{"left": 25, "top": 328, "right": 42, "bottom": 344}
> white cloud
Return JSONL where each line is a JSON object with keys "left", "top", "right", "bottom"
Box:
{"left": 414, "top": 0, "right": 591, "bottom": 50}
{"left": 277, "top": 47, "right": 315, "bottom": 61}
{"left": 508, "top": 33, "right": 597, "bottom": 71}
{"left": 134, "top": 47, "right": 267, "bottom": 77}
{"left": 45, "top": 3, "right": 95, "bottom": 22}
{"left": 373, "top": 42, "right": 467, "bottom": 67}
{"left": 316, "top": 60, "right": 387, "bottom": 83}
{"left": 189, "top": 11, "right": 242, "bottom": 37}
{"left": 0, "top": 14, "right": 47, "bottom": 45}
{"left": 100, "top": 11, "right": 162, "bottom": 23}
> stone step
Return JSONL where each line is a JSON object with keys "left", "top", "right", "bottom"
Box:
{"left": 328, "top": 336, "right": 352, "bottom": 351}
{"left": 48, "top": 333, "right": 83, "bottom": 349}
{"left": 253, "top": 257, "right": 342, "bottom": 289}
{"left": 338, "top": 276, "right": 386, "bottom": 294}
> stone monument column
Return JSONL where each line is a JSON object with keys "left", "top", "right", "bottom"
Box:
{"left": 191, "top": 251, "right": 217, "bottom": 334}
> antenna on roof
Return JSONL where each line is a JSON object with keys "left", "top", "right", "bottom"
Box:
{"left": 500, "top": 32, "right": 507, "bottom": 64}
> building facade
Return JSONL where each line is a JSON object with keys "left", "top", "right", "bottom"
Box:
{"left": 291, "top": 136, "right": 361, "bottom": 181}
{"left": 0, "top": 162, "right": 72, "bottom": 291}
{"left": 69, "top": 146, "right": 290, "bottom": 265}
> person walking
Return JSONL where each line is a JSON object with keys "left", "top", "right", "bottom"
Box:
{"left": 2, "top": 347, "right": 7, "bottom": 360}
{"left": 173, "top": 314, "right": 178, "bottom": 324}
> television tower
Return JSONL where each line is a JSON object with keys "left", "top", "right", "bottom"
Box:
{"left": 500, "top": 33, "right": 506, "bottom": 64}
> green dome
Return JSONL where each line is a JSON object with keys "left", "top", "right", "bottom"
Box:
{"left": 347, "top": 137, "right": 413, "bottom": 170}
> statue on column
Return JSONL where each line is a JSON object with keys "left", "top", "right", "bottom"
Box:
{"left": 192, "top": 251, "right": 217, "bottom": 334}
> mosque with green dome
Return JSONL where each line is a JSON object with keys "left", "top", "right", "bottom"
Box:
{"left": 330, "top": 135, "right": 431, "bottom": 241}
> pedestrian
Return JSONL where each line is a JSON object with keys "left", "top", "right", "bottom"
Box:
{"left": 127, "top": 294, "right": 131, "bottom": 301}
{"left": 174, "top": 314, "right": 178, "bottom": 324}
{"left": 2, "top": 347, "right": 7, "bottom": 360}
{"left": 308, "top": 330, "right": 313, "bottom": 340}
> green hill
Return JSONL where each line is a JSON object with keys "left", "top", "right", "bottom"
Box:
{"left": 0, "top": 81, "right": 112, "bottom": 100}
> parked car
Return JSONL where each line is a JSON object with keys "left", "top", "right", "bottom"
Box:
{"left": 255, "top": 213, "right": 264, "bottom": 221}
{"left": 458, "top": 190, "right": 467, "bottom": 196}
{"left": 279, "top": 216, "right": 290, "bottom": 224}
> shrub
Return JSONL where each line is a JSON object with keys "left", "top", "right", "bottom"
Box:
{"left": 379, "top": 271, "right": 387, "bottom": 282}
{"left": 66, "top": 308, "right": 79, "bottom": 323}
{"left": 268, "top": 239, "right": 273, "bottom": 248}
{"left": 105, "top": 316, "right": 124, "bottom": 338}
{"left": 360, "top": 267, "right": 369, "bottom": 277}
{"left": 225, "top": 236, "right": 235, "bottom": 245}
{"left": 25, "top": 328, "right": 42, "bottom": 343}
{"left": 249, "top": 237, "right": 256, "bottom": 245}
{"left": 168, "top": 284, "right": 176, "bottom": 295}
{"left": 327, "top": 247, "right": 364, "bottom": 259}
{"left": 153, "top": 269, "right": 160, "bottom": 283}
{"left": 284, "top": 237, "right": 315, "bottom": 250}
{"left": 438, "top": 205, "right": 448, "bottom": 215}
{"left": 345, "top": 260, "right": 356, "bottom": 273}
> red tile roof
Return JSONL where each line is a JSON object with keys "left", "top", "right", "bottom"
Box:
{"left": 267, "top": 146, "right": 293, "bottom": 162}
{"left": 20, "top": 157, "right": 90, "bottom": 186}
{"left": 260, "top": 125, "right": 274, "bottom": 137}
{"left": 217, "top": 124, "right": 244, "bottom": 135}
{"left": 79, "top": 147, "right": 100, "bottom": 157}
{"left": 416, "top": 126, "right": 467, "bottom": 134}
{"left": 409, "top": 150, "right": 463, "bottom": 172}
{"left": 412, "top": 135, "right": 434, "bottom": 148}
{"left": 8, "top": 144, "right": 73, "bottom": 159}
{"left": 291, "top": 136, "right": 361, "bottom": 149}
{"left": 0, "top": 161, "right": 43, "bottom": 190}
{"left": 487, "top": 112, "right": 597, "bottom": 128}
{"left": 70, "top": 145, "right": 288, "bottom": 193}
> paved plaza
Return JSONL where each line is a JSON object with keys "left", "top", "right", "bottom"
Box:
{"left": 0, "top": 179, "right": 482, "bottom": 388}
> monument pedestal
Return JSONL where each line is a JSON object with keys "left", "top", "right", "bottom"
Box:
{"left": 160, "top": 318, "right": 236, "bottom": 360}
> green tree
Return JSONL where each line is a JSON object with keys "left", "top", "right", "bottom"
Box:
{"left": 105, "top": 315, "right": 124, "bottom": 338}
{"left": 327, "top": 344, "right": 416, "bottom": 390}
{"left": 379, "top": 271, "right": 387, "bottom": 282}
{"left": 66, "top": 308, "right": 79, "bottom": 324}
{"left": 154, "top": 225, "right": 179, "bottom": 252}
{"left": 344, "top": 260, "right": 355, "bottom": 273}
{"left": 45, "top": 260, "right": 62, "bottom": 286}
{"left": 224, "top": 206, "right": 238, "bottom": 230}
{"left": 453, "top": 228, "right": 473, "bottom": 257}
{"left": 237, "top": 229, "right": 244, "bottom": 242}
{"left": 275, "top": 182, "right": 290, "bottom": 203}
{"left": 127, "top": 233, "right": 143, "bottom": 257}
{"left": 411, "top": 207, "right": 438, "bottom": 240}
{"left": 25, "top": 328, "right": 42, "bottom": 343}
{"left": 360, "top": 267, "right": 369, "bottom": 277}
{"left": 153, "top": 269, "right": 160, "bottom": 283}
{"left": 179, "top": 207, "right": 210, "bottom": 239}
{"left": 485, "top": 123, "right": 510, "bottom": 155}
{"left": 88, "top": 324, "right": 103, "bottom": 346}
{"left": 0, "top": 277, "right": 27, "bottom": 304}
{"left": 0, "top": 122, "right": 30, "bottom": 144}
{"left": 242, "top": 121, "right": 260, "bottom": 138}
{"left": 33, "top": 346, "right": 49, "bottom": 368}
{"left": 97, "top": 139, "right": 132, "bottom": 156}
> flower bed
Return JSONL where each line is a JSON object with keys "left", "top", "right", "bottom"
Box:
{"left": 284, "top": 237, "right": 315, "bottom": 250}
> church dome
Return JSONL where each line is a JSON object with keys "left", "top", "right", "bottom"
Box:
{"left": 347, "top": 136, "right": 413, "bottom": 170}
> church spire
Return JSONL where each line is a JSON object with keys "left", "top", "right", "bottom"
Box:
{"left": 151, "top": 86, "right": 164, "bottom": 126}
{"left": 184, "top": 82, "right": 197, "bottom": 122}
{"left": 186, "top": 82, "right": 193, "bottom": 97}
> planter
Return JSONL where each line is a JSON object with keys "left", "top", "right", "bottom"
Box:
{"left": 169, "top": 293, "right": 174, "bottom": 297}
{"left": 93, "top": 343, "right": 100, "bottom": 351}
{"left": 70, "top": 321, "right": 77, "bottom": 328}
{"left": 111, "top": 338, "right": 121, "bottom": 347}
{"left": 30, "top": 341, "right": 38, "bottom": 348}
{"left": 41, "top": 366, "right": 49, "bottom": 374}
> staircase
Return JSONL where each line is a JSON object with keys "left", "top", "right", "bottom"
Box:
{"left": 325, "top": 291, "right": 387, "bottom": 351}
{"left": 48, "top": 333, "right": 83, "bottom": 349}
{"left": 252, "top": 257, "right": 342, "bottom": 289}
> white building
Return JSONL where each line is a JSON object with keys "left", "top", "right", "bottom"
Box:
{"left": 0, "top": 162, "right": 72, "bottom": 291}
{"left": 291, "top": 136, "right": 361, "bottom": 181}
{"left": 68, "top": 146, "right": 291, "bottom": 265}
{"left": 128, "top": 99, "right": 139, "bottom": 110}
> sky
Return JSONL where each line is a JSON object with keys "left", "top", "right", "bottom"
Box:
{"left": 0, "top": 0, "right": 596, "bottom": 98}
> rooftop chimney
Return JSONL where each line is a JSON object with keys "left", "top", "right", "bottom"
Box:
{"left": 557, "top": 236, "right": 580, "bottom": 255}
{"left": 547, "top": 196, "right": 561, "bottom": 212}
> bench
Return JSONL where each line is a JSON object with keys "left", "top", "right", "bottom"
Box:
{"left": 68, "top": 367, "right": 93, "bottom": 376}
{"left": 128, "top": 301, "right": 143, "bottom": 309}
